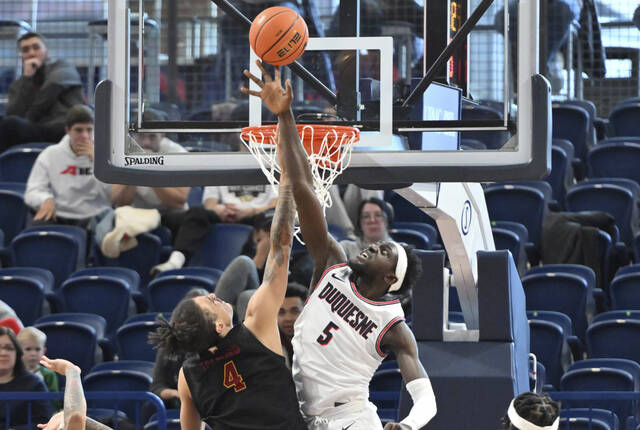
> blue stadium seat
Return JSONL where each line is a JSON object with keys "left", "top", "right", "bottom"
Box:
{"left": 0, "top": 144, "right": 43, "bottom": 182}
{"left": 0, "top": 275, "right": 44, "bottom": 325}
{"left": 34, "top": 321, "right": 98, "bottom": 375}
{"left": 484, "top": 184, "right": 547, "bottom": 261}
{"left": 0, "top": 182, "right": 26, "bottom": 195}
{"left": 24, "top": 225, "right": 87, "bottom": 268}
{"left": 528, "top": 310, "right": 579, "bottom": 354}
{"left": 71, "top": 267, "right": 143, "bottom": 311}
{"left": 560, "top": 367, "right": 634, "bottom": 425}
{"left": 587, "top": 142, "right": 640, "bottom": 184}
{"left": 492, "top": 228, "right": 521, "bottom": 268}
{"left": 390, "top": 228, "right": 430, "bottom": 250}
{"left": 83, "top": 370, "right": 152, "bottom": 419}
{"left": 559, "top": 418, "right": 610, "bottom": 430}
{"left": 547, "top": 146, "right": 570, "bottom": 209}
{"left": 144, "top": 419, "right": 182, "bottom": 430}
{"left": 600, "top": 137, "right": 640, "bottom": 145}
{"left": 96, "top": 233, "right": 162, "bottom": 288}
{"left": 35, "top": 312, "right": 109, "bottom": 359}
{"left": 565, "top": 181, "right": 637, "bottom": 248}
{"left": 0, "top": 190, "right": 27, "bottom": 243}
{"left": 461, "top": 104, "right": 510, "bottom": 149}
{"left": 528, "top": 320, "right": 566, "bottom": 389}
{"left": 609, "top": 102, "right": 640, "bottom": 137}
{"left": 553, "top": 104, "right": 591, "bottom": 179}
{"left": 569, "top": 358, "right": 640, "bottom": 391}
{"left": 156, "top": 266, "right": 223, "bottom": 283}
{"left": 11, "top": 230, "right": 79, "bottom": 290}
{"left": 147, "top": 275, "right": 216, "bottom": 312}
{"left": 587, "top": 319, "right": 640, "bottom": 365}
{"left": 116, "top": 321, "right": 160, "bottom": 362}
{"left": 60, "top": 276, "right": 130, "bottom": 337}
{"left": 369, "top": 368, "right": 402, "bottom": 420}
{"left": 393, "top": 221, "right": 439, "bottom": 247}
{"left": 187, "top": 186, "right": 204, "bottom": 207}
{"left": 560, "top": 408, "right": 619, "bottom": 430}
{"left": 0, "top": 267, "right": 56, "bottom": 310}
{"left": 593, "top": 310, "right": 640, "bottom": 324}
{"left": 521, "top": 273, "right": 590, "bottom": 340}
{"left": 610, "top": 273, "right": 640, "bottom": 310}
{"left": 188, "top": 223, "right": 253, "bottom": 270}
{"left": 125, "top": 312, "right": 171, "bottom": 324}
{"left": 91, "top": 360, "right": 155, "bottom": 378}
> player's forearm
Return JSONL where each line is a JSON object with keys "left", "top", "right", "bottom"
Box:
{"left": 278, "top": 110, "right": 314, "bottom": 188}
{"left": 85, "top": 417, "right": 113, "bottom": 430}
{"left": 63, "top": 366, "right": 86, "bottom": 429}
{"left": 263, "top": 183, "right": 295, "bottom": 284}
{"left": 154, "top": 187, "right": 189, "bottom": 209}
{"left": 111, "top": 184, "right": 136, "bottom": 206}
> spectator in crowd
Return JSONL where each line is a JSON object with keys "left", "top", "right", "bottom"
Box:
{"left": 151, "top": 183, "right": 278, "bottom": 273}
{"left": 17, "top": 327, "right": 58, "bottom": 395}
{"left": 0, "top": 32, "right": 84, "bottom": 152}
{"left": 0, "top": 299, "right": 23, "bottom": 330}
{"left": 502, "top": 392, "right": 560, "bottom": 429}
{"left": 340, "top": 197, "right": 394, "bottom": 260}
{"left": 111, "top": 109, "right": 189, "bottom": 212}
{"left": 278, "top": 283, "right": 306, "bottom": 369}
{"left": 25, "top": 105, "right": 111, "bottom": 228}
{"left": 0, "top": 327, "right": 52, "bottom": 428}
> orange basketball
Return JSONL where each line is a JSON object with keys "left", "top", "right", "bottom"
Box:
{"left": 249, "top": 6, "right": 308, "bottom": 66}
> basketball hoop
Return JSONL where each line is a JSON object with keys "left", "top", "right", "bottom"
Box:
{"left": 240, "top": 123, "right": 359, "bottom": 228}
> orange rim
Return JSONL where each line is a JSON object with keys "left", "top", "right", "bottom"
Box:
{"left": 240, "top": 124, "right": 360, "bottom": 146}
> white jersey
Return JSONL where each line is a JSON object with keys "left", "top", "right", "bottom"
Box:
{"left": 292, "top": 263, "right": 405, "bottom": 417}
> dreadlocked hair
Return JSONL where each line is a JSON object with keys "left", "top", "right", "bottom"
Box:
{"left": 148, "top": 298, "right": 220, "bottom": 356}
{"left": 501, "top": 392, "right": 560, "bottom": 429}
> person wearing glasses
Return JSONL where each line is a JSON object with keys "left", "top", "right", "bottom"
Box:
{"left": 340, "top": 197, "right": 394, "bottom": 261}
{"left": 0, "top": 32, "right": 84, "bottom": 152}
{"left": 0, "top": 327, "right": 52, "bottom": 429}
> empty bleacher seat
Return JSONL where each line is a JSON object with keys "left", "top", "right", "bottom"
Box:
{"left": 593, "top": 310, "right": 640, "bottom": 324}
{"left": 553, "top": 104, "right": 591, "bottom": 179}
{"left": 83, "top": 369, "right": 152, "bottom": 420}
{"left": 389, "top": 228, "right": 430, "bottom": 250}
{"left": 587, "top": 142, "right": 640, "bottom": 184}
{"left": 156, "top": 266, "right": 223, "bottom": 282}
{"left": 147, "top": 275, "right": 216, "bottom": 312}
{"left": 34, "top": 321, "right": 98, "bottom": 374}
{"left": 91, "top": 360, "right": 155, "bottom": 377}
{"left": 0, "top": 144, "right": 43, "bottom": 182}
{"left": 560, "top": 409, "right": 618, "bottom": 430}
{"left": 116, "top": 321, "right": 160, "bottom": 361}
{"left": 568, "top": 358, "right": 640, "bottom": 391}
{"left": 547, "top": 146, "right": 570, "bottom": 209}
{"left": 587, "top": 319, "right": 640, "bottom": 365}
{"left": 96, "top": 232, "right": 162, "bottom": 289}
{"left": 528, "top": 319, "right": 567, "bottom": 389}
{"left": 0, "top": 275, "right": 44, "bottom": 325}
{"left": 369, "top": 368, "right": 402, "bottom": 422}
{"left": 0, "top": 190, "right": 27, "bottom": 243}
{"left": 188, "top": 223, "right": 253, "bottom": 270}
{"left": 609, "top": 102, "right": 640, "bottom": 137}
{"left": 610, "top": 273, "right": 640, "bottom": 310}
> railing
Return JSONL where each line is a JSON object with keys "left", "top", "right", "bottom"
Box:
{"left": 0, "top": 391, "right": 167, "bottom": 430}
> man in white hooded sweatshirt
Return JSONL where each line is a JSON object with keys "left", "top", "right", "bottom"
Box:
{"left": 25, "top": 104, "right": 111, "bottom": 227}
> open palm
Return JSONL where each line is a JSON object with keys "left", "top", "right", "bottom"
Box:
{"left": 241, "top": 60, "right": 293, "bottom": 115}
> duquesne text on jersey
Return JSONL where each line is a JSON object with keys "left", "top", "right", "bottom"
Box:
{"left": 317, "top": 283, "right": 378, "bottom": 339}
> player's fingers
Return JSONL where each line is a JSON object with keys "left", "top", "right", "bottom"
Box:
{"left": 243, "top": 69, "right": 264, "bottom": 88}
{"left": 256, "top": 60, "right": 272, "bottom": 81}
{"left": 274, "top": 66, "right": 281, "bottom": 82}
{"left": 285, "top": 79, "right": 293, "bottom": 99}
{"left": 240, "top": 87, "right": 262, "bottom": 97}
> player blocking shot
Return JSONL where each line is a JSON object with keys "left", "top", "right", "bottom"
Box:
{"left": 149, "top": 144, "right": 306, "bottom": 429}
{"left": 242, "top": 61, "right": 437, "bottom": 430}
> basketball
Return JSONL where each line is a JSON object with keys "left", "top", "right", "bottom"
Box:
{"left": 249, "top": 6, "right": 309, "bottom": 66}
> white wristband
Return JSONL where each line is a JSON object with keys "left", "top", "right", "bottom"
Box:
{"left": 399, "top": 377, "right": 437, "bottom": 430}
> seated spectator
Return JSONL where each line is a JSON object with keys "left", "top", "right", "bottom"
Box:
{"left": 25, "top": 105, "right": 111, "bottom": 228}
{"left": 339, "top": 197, "right": 393, "bottom": 260}
{"left": 17, "top": 327, "right": 59, "bottom": 395}
{"left": 0, "top": 327, "right": 52, "bottom": 428}
{"left": 0, "top": 299, "right": 23, "bottom": 329}
{"left": 111, "top": 109, "right": 189, "bottom": 212}
{"left": 152, "top": 183, "right": 278, "bottom": 273}
{"left": 0, "top": 32, "right": 84, "bottom": 152}
{"left": 278, "top": 283, "right": 306, "bottom": 369}
{"left": 502, "top": 392, "right": 560, "bottom": 429}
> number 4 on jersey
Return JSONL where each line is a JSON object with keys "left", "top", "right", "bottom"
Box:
{"left": 223, "top": 361, "right": 247, "bottom": 392}
{"left": 316, "top": 322, "right": 340, "bottom": 345}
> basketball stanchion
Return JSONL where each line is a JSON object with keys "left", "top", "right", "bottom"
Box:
{"left": 241, "top": 124, "right": 359, "bottom": 241}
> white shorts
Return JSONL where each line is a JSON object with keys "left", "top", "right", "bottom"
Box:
{"left": 305, "top": 400, "right": 383, "bottom": 430}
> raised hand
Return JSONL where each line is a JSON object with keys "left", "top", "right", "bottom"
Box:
{"left": 241, "top": 60, "right": 293, "bottom": 116}
{"left": 40, "top": 355, "right": 80, "bottom": 376}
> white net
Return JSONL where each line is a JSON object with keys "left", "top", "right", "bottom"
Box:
{"left": 241, "top": 124, "right": 358, "bottom": 237}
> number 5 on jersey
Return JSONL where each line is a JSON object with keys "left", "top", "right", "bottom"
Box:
{"left": 223, "top": 361, "right": 246, "bottom": 392}
{"left": 316, "top": 322, "right": 340, "bottom": 345}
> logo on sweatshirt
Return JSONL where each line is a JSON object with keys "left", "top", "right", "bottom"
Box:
{"left": 124, "top": 156, "right": 165, "bottom": 166}
{"left": 60, "top": 165, "right": 92, "bottom": 176}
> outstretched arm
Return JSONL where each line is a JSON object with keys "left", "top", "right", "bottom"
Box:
{"left": 241, "top": 61, "right": 346, "bottom": 284}
{"left": 381, "top": 323, "right": 437, "bottom": 430}
{"left": 39, "top": 356, "right": 86, "bottom": 430}
{"left": 244, "top": 165, "right": 296, "bottom": 354}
